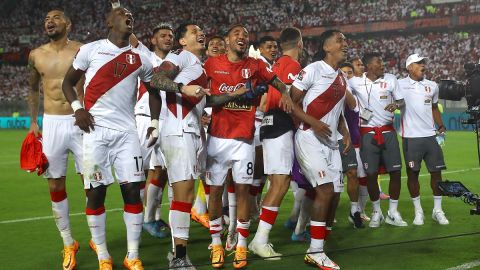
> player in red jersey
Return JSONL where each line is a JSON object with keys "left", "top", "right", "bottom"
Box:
{"left": 249, "top": 27, "right": 303, "bottom": 258}
{"left": 204, "top": 24, "right": 293, "bottom": 269}
{"left": 150, "top": 22, "right": 248, "bottom": 269}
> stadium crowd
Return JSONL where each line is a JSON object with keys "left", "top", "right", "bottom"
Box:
{"left": 0, "top": 0, "right": 480, "bottom": 52}
{"left": 11, "top": 0, "right": 480, "bottom": 269}
{"left": 1, "top": 30, "right": 478, "bottom": 102}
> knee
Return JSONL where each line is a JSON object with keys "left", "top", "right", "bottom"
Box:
{"left": 48, "top": 178, "right": 66, "bottom": 192}
{"left": 346, "top": 169, "right": 357, "bottom": 180}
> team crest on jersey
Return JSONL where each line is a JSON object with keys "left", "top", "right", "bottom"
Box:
{"left": 425, "top": 86, "right": 431, "bottom": 93}
{"left": 364, "top": 163, "right": 368, "bottom": 169}
{"left": 408, "top": 161, "right": 415, "bottom": 168}
{"left": 297, "top": 70, "right": 306, "bottom": 81}
{"left": 241, "top": 68, "right": 252, "bottom": 79}
{"left": 318, "top": 170, "right": 326, "bottom": 179}
{"left": 126, "top": 54, "right": 136, "bottom": 65}
{"left": 379, "top": 82, "right": 388, "bottom": 89}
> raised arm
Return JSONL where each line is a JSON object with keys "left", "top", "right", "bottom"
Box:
{"left": 27, "top": 51, "right": 41, "bottom": 136}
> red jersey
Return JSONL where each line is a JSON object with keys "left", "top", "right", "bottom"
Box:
{"left": 205, "top": 54, "right": 276, "bottom": 140}
{"left": 265, "top": 55, "right": 302, "bottom": 112}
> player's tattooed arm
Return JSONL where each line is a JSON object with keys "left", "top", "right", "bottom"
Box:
{"left": 269, "top": 77, "right": 293, "bottom": 113}
{"left": 206, "top": 86, "right": 247, "bottom": 107}
{"left": 151, "top": 61, "right": 211, "bottom": 98}
{"left": 27, "top": 51, "right": 41, "bottom": 136}
{"left": 150, "top": 61, "right": 181, "bottom": 92}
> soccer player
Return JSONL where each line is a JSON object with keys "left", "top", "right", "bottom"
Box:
{"left": 249, "top": 27, "right": 304, "bottom": 258}
{"left": 291, "top": 29, "right": 351, "bottom": 270}
{"left": 340, "top": 62, "right": 365, "bottom": 228}
{"left": 206, "top": 35, "right": 226, "bottom": 58}
{"left": 62, "top": 7, "right": 161, "bottom": 270}
{"left": 349, "top": 52, "right": 406, "bottom": 228}
{"left": 257, "top": 35, "right": 278, "bottom": 68}
{"left": 398, "top": 54, "right": 449, "bottom": 225}
{"left": 190, "top": 35, "right": 226, "bottom": 229}
{"left": 351, "top": 57, "right": 365, "bottom": 77}
{"left": 130, "top": 24, "right": 174, "bottom": 238}
{"left": 150, "top": 22, "right": 247, "bottom": 269}
{"left": 27, "top": 8, "right": 83, "bottom": 270}
{"left": 204, "top": 24, "right": 294, "bottom": 269}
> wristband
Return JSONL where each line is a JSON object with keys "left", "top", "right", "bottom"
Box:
{"left": 71, "top": 100, "right": 83, "bottom": 112}
{"left": 150, "top": 119, "right": 159, "bottom": 138}
{"left": 112, "top": 1, "right": 121, "bottom": 8}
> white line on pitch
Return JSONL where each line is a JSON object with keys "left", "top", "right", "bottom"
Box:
{"left": 0, "top": 203, "right": 169, "bottom": 224}
{"left": 445, "top": 260, "right": 480, "bottom": 270}
{"left": 379, "top": 167, "right": 480, "bottom": 181}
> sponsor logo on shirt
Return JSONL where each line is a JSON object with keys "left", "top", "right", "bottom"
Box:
{"left": 214, "top": 70, "right": 230, "bottom": 75}
{"left": 223, "top": 101, "right": 252, "bottom": 111}
{"left": 379, "top": 95, "right": 388, "bottom": 100}
{"left": 98, "top": 52, "right": 115, "bottom": 56}
{"left": 219, "top": 83, "right": 245, "bottom": 93}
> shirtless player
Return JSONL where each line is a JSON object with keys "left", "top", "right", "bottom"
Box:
{"left": 28, "top": 8, "right": 84, "bottom": 270}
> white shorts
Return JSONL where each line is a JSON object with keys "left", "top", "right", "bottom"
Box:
{"left": 149, "top": 143, "right": 166, "bottom": 169}
{"left": 160, "top": 133, "right": 205, "bottom": 183}
{"left": 262, "top": 131, "right": 294, "bottom": 175}
{"left": 206, "top": 136, "right": 255, "bottom": 186}
{"left": 42, "top": 114, "right": 82, "bottom": 179}
{"left": 136, "top": 115, "right": 156, "bottom": 170}
{"left": 295, "top": 130, "right": 344, "bottom": 192}
{"left": 355, "top": 147, "right": 366, "bottom": 178}
{"left": 83, "top": 126, "right": 144, "bottom": 189}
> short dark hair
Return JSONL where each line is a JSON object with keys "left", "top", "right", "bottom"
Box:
{"left": 350, "top": 56, "right": 362, "bottom": 63}
{"left": 362, "top": 52, "right": 383, "bottom": 66}
{"left": 226, "top": 24, "right": 248, "bottom": 36}
{"left": 48, "top": 8, "right": 71, "bottom": 23}
{"left": 279, "top": 27, "right": 301, "bottom": 50}
{"left": 207, "top": 35, "right": 225, "bottom": 48}
{"left": 152, "top": 23, "right": 173, "bottom": 36}
{"left": 315, "top": 29, "right": 341, "bottom": 61}
{"left": 175, "top": 22, "right": 198, "bottom": 42}
{"left": 340, "top": 62, "right": 354, "bottom": 70}
{"left": 258, "top": 35, "right": 276, "bottom": 47}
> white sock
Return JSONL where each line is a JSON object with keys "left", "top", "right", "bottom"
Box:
{"left": 295, "top": 196, "right": 312, "bottom": 235}
{"left": 388, "top": 199, "right": 398, "bottom": 213}
{"left": 170, "top": 201, "right": 192, "bottom": 241}
{"left": 124, "top": 204, "right": 143, "bottom": 260}
{"left": 228, "top": 190, "right": 237, "bottom": 234}
{"left": 359, "top": 185, "right": 369, "bottom": 212}
{"left": 372, "top": 199, "right": 381, "bottom": 212}
{"left": 51, "top": 194, "right": 74, "bottom": 246}
{"left": 236, "top": 220, "right": 251, "bottom": 248}
{"left": 144, "top": 180, "right": 162, "bottom": 223}
{"left": 433, "top": 196, "right": 442, "bottom": 211}
{"left": 309, "top": 221, "right": 326, "bottom": 253}
{"left": 209, "top": 217, "right": 223, "bottom": 246}
{"left": 253, "top": 206, "right": 278, "bottom": 244}
{"left": 412, "top": 196, "right": 423, "bottom": 212}
{"left": 87, "top": 210, "right": 110, "bottom": 260}
{"left": 350, "top": 202, "right": 359, "bottom": 215}
{"left": 290, "top": 184, "right": 305, "bottom": 222}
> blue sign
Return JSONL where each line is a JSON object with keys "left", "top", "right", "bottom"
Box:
{"left": 0, "top": 117, "right": 43, "bottom": 129}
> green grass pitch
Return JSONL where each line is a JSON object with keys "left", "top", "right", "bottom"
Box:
{"left": 1, "top": 130, "right": 479, "bottom": 270}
